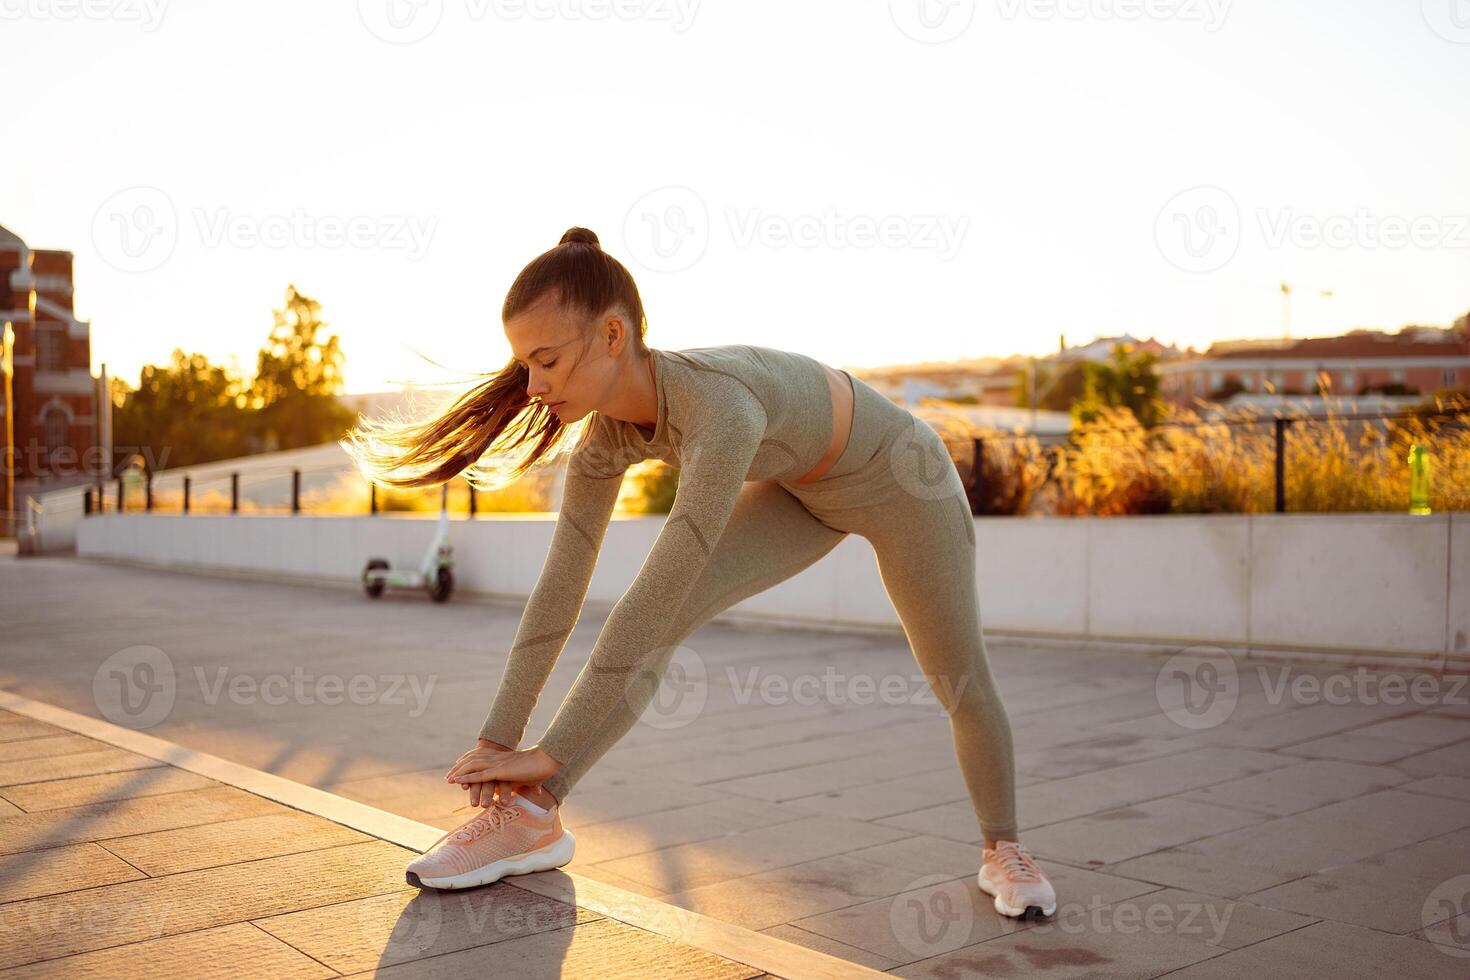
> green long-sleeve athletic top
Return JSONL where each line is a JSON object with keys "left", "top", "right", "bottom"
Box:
{"left": 477, "top": 344, "right": 841, "bottom": 766}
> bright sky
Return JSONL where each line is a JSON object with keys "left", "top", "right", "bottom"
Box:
{"left": 5, "top": 0, "right": 1468, "bottom": 394}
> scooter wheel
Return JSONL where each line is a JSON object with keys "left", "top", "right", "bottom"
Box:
{"left": 364, "top": 559, "right": 389, "bottom": 599}
{"left": 430, "top": 566, "right": 453, "bottom": 603}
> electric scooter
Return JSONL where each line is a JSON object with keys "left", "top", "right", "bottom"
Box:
{"left": 362, "top": 486, "right": 455, "bottom": 603}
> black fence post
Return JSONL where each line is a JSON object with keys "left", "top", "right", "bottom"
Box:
{"left": 230, "top": 472, "right": 239, "bottom": 513}
{"left": 971, "top": 436, "right": 985, "bottom": 515}
{"left": 116, "top": 478, "right": 123, "bottom": 512}
{"left": 1274, "top": 417, "right": 1289, "bottom": 513}
{"left": 467, "top": 481, "right": 476, "bottom": 518}
{"left": 291, "top": 469, "right": 301, "bottom": 514}
{"left": 84, "top": 489, "right": 92, "bottom": 515}
{"left": 370, "top": 482, "right": 377, "bottom": 515}
{"left": 183, "top": 476, "right": 191, "bottom": 514}
{"left": 145, "top": 472, "right": 153, "bottom": 512}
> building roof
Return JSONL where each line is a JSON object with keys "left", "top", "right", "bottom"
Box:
{"left": 0, "top": 224, "right": 24, "bottom": 252}
{"left": 1211, "top": 332, "right": 1468, "bottom": 360}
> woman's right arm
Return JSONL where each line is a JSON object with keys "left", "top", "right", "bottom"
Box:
{"left": 475, "top": 422, "right": 631, "bottom": 748}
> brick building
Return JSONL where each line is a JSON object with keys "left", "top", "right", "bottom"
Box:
{"left": 1156, "top": 328, "right": 1470, "bottom": 403}
{"left": 1, "top": 224, "right": 103, "bottom": 522}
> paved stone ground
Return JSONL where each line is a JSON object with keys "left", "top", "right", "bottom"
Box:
{"left": 4, "top": 552, "right": 1470, "bottom": 977}
{"left": 0, "top": 707, "right": 786, "bottom": 977}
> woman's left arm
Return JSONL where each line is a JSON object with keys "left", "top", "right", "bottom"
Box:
{"left": 530, "top": 389, "right": 769, "bottom": 773}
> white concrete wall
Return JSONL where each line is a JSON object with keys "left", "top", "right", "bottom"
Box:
{"left": 76, "top": 511, "right": 1469, "bottom": 666}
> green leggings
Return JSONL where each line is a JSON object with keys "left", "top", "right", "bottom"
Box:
{"left": 539, "top": 372, "right": 1019, "bottom": 842}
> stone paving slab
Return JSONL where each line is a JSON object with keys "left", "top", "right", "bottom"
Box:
{"left": 0, "top": 701, "right": 886, "bottom": 979}
{"left": 6, "top": 553, "right": 1470, "bottom": 976}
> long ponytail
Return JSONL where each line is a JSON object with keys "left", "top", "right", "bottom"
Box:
{"left": 339, "top": 226, "right": 647, "bottom": 490}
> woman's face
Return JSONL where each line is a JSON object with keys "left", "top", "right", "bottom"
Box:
{"left": 504, "top": 299, "right": 614, "bottom": 423}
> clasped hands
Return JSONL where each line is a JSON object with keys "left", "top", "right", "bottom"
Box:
{"left": 445, "top": 738, "right": 562, "bottom": 809}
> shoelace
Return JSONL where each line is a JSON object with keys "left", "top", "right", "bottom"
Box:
{"left": 450, "top": 800, "right": 520, "bottom": 842}
{"left": 989, "top": 842, "right": 1042, "bottom": 883}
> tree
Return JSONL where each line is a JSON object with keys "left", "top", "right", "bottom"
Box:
{"left": 247, "top": 285, "right": 356, "bottom": 452}
{"left": 1070, "top": 343, "right": 1166, "bottom": 428}
{"left": 109, "top": 350, "right": 254, "bottom": 473}
{"left": 1016, "top": 360, "right": 1089, "bottom": 412}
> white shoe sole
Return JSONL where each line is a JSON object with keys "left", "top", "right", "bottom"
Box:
{"left": 408, "top": 829, "right": 577, "bottom": 891}
{"left": 977, "top": 871, "right": 1056, "bottom": 918}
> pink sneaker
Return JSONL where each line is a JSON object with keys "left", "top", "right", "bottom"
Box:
{"left": 977, "top": 840, "right": 1057, "bottom": 918}
{"left": 406, "top": 795, "right": 576, "bottom": 890}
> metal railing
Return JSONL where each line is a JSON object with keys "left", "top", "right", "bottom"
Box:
{"left": 962, "top": 406, "right": 1467, "bottom": 515}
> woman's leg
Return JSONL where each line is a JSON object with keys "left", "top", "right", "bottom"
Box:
{"left": 539, "top": 479, "right": 848, "bottom": 804}
{"left": 860, "top": 429, "right": 1019, "bottom": 843}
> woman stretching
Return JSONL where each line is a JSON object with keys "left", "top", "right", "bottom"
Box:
{"left": 341, "top": 226, "right": 1057, "bottom": 919}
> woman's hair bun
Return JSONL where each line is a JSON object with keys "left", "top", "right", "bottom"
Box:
{"left": 559, "top": 227, "right": 600, "bottom": 248}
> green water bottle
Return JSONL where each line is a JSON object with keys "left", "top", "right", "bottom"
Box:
{"left": 1408, "top": 443, "right": 1431, "bottom": 515}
